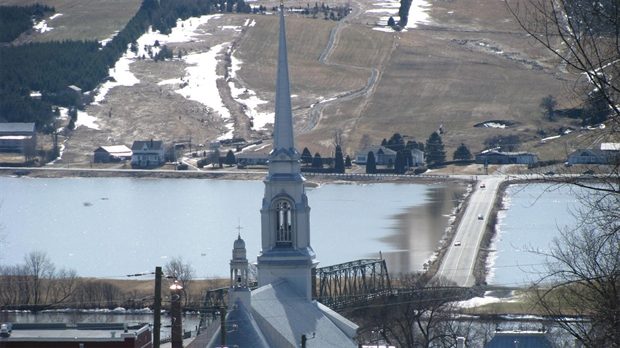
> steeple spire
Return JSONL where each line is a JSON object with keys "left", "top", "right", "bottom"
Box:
{"left": 271, "top": 3, "right": 298, "bottom": 158}
{"left": 256, "top": 2, "right": 316, "bottom": 301}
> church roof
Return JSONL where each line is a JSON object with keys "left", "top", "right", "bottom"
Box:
{"left": 205, "top": 300, "right": 271, "bottom": 348}
{"left": 250, "top": 280, "right": 358, "bottom": 347}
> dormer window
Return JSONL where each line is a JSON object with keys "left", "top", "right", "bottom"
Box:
{"left": 276, "top": 201, "right": 292, "bottom": 246}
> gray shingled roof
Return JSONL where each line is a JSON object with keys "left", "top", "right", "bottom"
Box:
{"left": 0, "top": 123, "right": 36, "bottom": 134}
{"left": 206, "top": 300, "right": 271, "bottom": 348}
{"left": 251, "top": 280, "right": 358, "bottom": 348}
{"left": 131, "top": 140, "right": 164, "bottom": 151}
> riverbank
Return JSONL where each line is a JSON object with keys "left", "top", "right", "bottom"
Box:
{"left": 0, "top": 166, "right": 464, "bottom": 184}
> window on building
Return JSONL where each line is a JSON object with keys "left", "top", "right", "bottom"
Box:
{"left": 276, "top": 201, "right": 292, "bottom": 245}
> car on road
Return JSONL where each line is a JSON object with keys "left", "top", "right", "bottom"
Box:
{"left": 583, "top": 169, "right": 595, "bottom": 175}
{"left": 543, "top": 171, "right": 555, "bottom": 176}
{"left": 480, "top": 183, "right": 486, "bottom": 188}
{"left": 477, "top": 214, "right": 484, "bottom": 220}
{"left": 454, "top": 241, "right": 461, "bottom": 246}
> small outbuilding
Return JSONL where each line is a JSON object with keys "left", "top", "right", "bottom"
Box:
{"left": 0, "top": 123, "right": 37, "bottom": 155}
{"left": 93, "top": 145, "right": 133, "bottom": 163}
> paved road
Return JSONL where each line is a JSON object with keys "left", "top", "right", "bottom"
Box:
{"left": 436, "top": 175, "right": 505, "bottom": 287}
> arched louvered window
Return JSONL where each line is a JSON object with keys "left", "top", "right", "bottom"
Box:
{"left": 276, "top": 201, "right": 292, "bottom": 246}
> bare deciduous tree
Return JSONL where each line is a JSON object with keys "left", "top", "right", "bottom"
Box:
{"left": 506, "top": 0, "right": 620, "bottom": 124}
{"left": 529, "top": 190, "right": 620, "bottom": 347}
{"left": 349, "top": 274, "right": 478, "bottom": 348}
{"left": 165, "top": 256, "right": 196, "bottom": 306}
{"left": 332, "top": 128, "right": 345, "bottom": 149}
{"left": 24, "top": 251, "right": 55, "bottom": 306}
{"left": 359, "top": 134, "right": 373, "bottom": 150}
{"left": 507, "top": 3, "right": 620, "bottom": 344}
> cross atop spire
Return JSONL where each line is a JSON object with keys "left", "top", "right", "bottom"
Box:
{"left": 236, "top": 219, "right": 243, "bottom": 238}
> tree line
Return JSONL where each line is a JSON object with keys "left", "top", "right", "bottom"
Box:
{"left": 0, "top": 251, "right": 211, "bottom": 311}
{"left": 0, "top": 4, "right": 55, "bottom": 43}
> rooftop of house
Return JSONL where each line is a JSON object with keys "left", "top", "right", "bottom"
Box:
{"left": 1, "top": 323, "right": 150, "bottom": 342}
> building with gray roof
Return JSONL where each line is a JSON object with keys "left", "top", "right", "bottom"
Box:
{"left": 484, "top": 330, "right": 553, "bottom": 348}
{"left": 0, "top": 322, "right": 151, "bottom": 347}
{"left": 0, "top": 122, "right": 36, "bottom": 154}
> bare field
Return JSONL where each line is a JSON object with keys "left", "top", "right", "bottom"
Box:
{"left": 3, "top": 0, "right": 589, "bottom": 165}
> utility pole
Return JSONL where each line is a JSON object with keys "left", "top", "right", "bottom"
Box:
{"left": 154, "top": 266, "right": 162, "bottom": 348}
{"left": 170, "top": 281, "right": 183, "bottom": 348}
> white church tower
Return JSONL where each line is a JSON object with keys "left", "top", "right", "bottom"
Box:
{"left": 256, "top": 0, "right": 317, "bottom": 301}
{"left": 229, "top": 234, "right": 250, "bottom": 309}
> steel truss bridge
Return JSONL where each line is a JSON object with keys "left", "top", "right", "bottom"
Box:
{"left": 198, "top": 258, "right": 392, "bottom": 329}
{"left": 315, "top": 259, "right": 392, "bottom": 311}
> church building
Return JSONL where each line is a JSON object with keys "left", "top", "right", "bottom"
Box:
{"left": 205, "top": 3, "right": 359, "bottom": 347}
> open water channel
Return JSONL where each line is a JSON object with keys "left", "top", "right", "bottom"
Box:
{"left": 0, "top": 176, "right": 467, "bottom": 279}
{"left": 1, "top": 176, "right": 588, "bottom": 287}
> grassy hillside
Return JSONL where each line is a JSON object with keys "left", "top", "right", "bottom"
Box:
{"left": 234, "top": 0, "right": 584, "bottom": 160}
{"left": 1, "top": 0, "right": 593, "bottom": 164}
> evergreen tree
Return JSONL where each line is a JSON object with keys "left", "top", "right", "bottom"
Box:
{"left": 397, "top": 0, "right": 410, "bottom": 27}
{"left": 386, "top": 133, "right": 405, "bottom": 152}
{"left": 334, "top": 146, "right": 345, "bottom": 173}
{"left": 453, "top": 143, "right": 472, "bottom": 161}
{"left": 311, "top": 153, "right": 323, "bottom": 168}
{"left": 236, "top": 0, "right": 245, "bottom": 12}
{"left": 225, "top": 149, "right": 236, "bottom": 166}
{"left": 366, "top": 151, "right": 376, "bottom": 174}
{"left": 381, "top": 138, "right": 388, "bottom": 146}
{"left": 345, "top": 155, "right": 352, "bottom": 168}
{"left": 301, "top": 147, "right": 313, "bottom": 166}
{"left": 387, "top": 16, "right": 395, "bottom": 27}
{"left": 394, "top": 151, "right": 406, "bottom": 174}
{"left": 424, "top": 132, "right": 446, "bottom": 167}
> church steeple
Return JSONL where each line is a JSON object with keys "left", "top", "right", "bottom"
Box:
{"left": 271, "top": 1, "right": 299, "bottom": 160}
{"left": 256, "top": 3, "right": 317, "bottom": 301}
{"left": 229, "top": 233, "right": 250, "bottom": 309}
